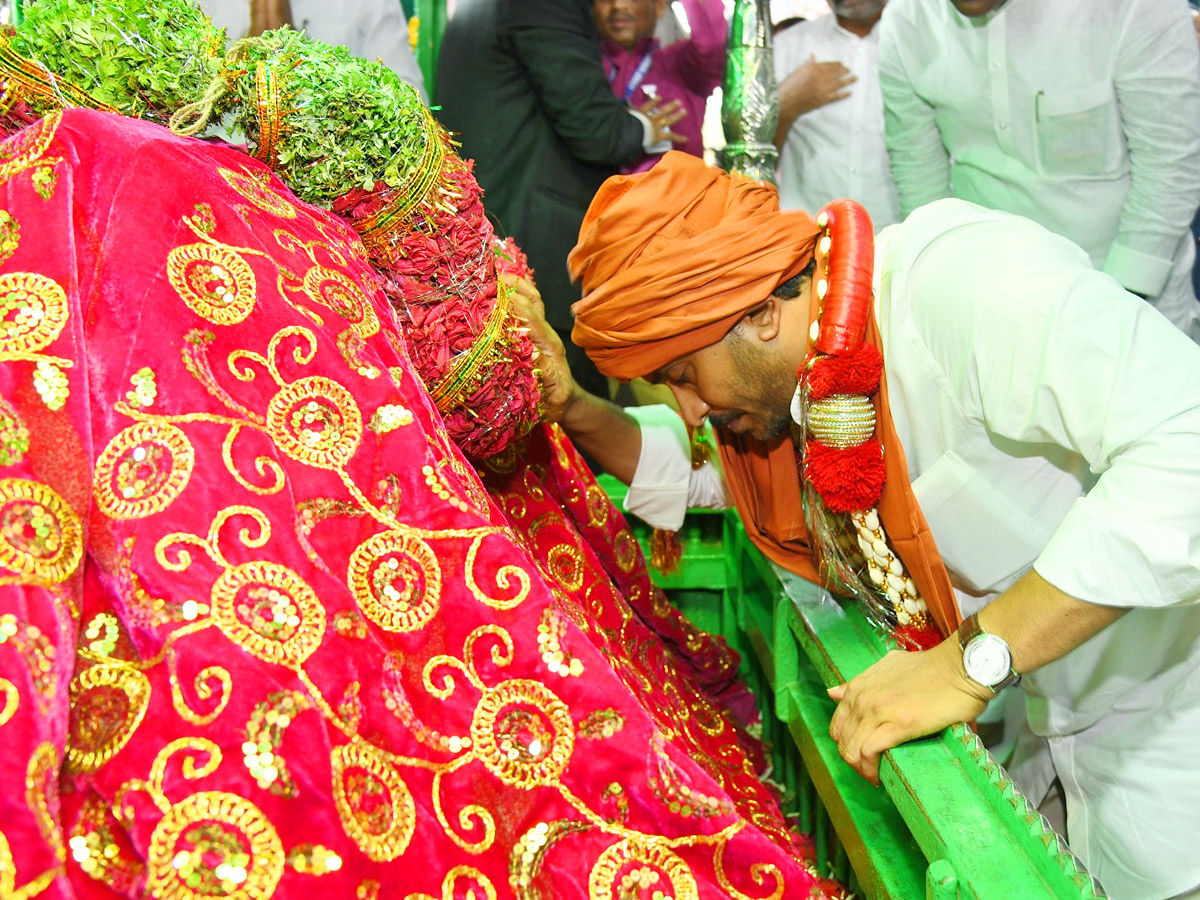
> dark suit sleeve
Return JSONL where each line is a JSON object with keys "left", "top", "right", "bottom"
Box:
{"left": 500, "top": 0, "right": 645, "bottom": 167}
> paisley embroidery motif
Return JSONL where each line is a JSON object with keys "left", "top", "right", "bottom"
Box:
{"left": 167, "top": 242, "right": 258, "bottom": 325}
{"left": 146, "top": 792, "right": 285, "bottom": 900}
{"left": 66, "top": 663, "right": 152, "bottom": 773}
{"left": 330, "top": 742, "right": 416, "bottom": 862}
{"left": 346, "top": 530, "right": 441, "bottom": 633}
{"left": 470, "top": 679, "right": 574, "bottom": 789}
{"left": 93, "top": 421, "right": 195, "bottom": 520}
{"left": 0, "top": 477, "right": 83, "bottom": 584}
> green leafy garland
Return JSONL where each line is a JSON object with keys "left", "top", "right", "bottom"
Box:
{"left": 225, "top": 27, "right": 429, "bottom": 206}
{"left": 10, "top": 0, "right": 225, "bottom": 124}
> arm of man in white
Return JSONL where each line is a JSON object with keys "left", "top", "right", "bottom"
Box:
{"left": 624, "top": 404, "right": 729, "bottom": 530}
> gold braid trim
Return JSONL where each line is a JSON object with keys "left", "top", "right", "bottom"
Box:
{"left": 251, "top": 60, "right": 284, "bottom": 167}
{"left": 352, "top": 105, "right": 447, "bottom": 250}
{"left": 429, "top": 278, "right": 512, "bottom": 414}
{"left": 0, "top": 34, "right": 116, "bottom": 117}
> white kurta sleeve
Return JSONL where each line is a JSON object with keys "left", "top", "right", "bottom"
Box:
{"left": 901, "top": 204, "right": 1200, "bottom": 608}
{"left": 1101, "top": 0, "right": 1200, "bottom": 297}
{"left": 624, "top": 405, "right": 729, "bottom": 530}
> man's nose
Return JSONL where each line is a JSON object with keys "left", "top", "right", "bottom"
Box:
{"left": 669, "top": 384, "right": 710, "bottom": 428}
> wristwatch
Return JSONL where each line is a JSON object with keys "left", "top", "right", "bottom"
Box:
{"left": 957, "top": 613, "right": 1020, "bottom": 692}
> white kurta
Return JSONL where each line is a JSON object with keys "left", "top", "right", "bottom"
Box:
{"left": 878, "top": 0, "right": 1200, "bottom": 341}
{"left": 773, "top": 12, "right": 900, "bottom": 228}
{"left": 626, "top": 200, "right": 1200, "bottom": 900}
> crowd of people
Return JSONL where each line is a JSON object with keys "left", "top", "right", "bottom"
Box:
{"left": 0, "top": 0, "right": 1199, "bottom": 899}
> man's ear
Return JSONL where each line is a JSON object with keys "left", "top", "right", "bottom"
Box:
{"left": 740, "top": 296, "right": 783, "bottom": 343}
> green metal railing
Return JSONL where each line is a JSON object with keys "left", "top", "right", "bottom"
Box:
{"left": 598, "top": 474, "right": 1106, "bottom": 900}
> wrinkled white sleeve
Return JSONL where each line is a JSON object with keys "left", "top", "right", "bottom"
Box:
{"left": 904, "top": 208, "right": 1200, "bottom": 608}
{"left": 624, "top": 405, "right": 730, "bottom": 530}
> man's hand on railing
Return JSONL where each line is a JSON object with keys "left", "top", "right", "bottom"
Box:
{"left": 826, "top": 640, "right": 991, "bottom": 786}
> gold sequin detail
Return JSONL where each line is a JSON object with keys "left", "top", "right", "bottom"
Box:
{"left": 167, "top": 242, "right": 258, "bottom": 325}
{"left": 0, "top": 271, "right": 69, "bottom": 356}
{"left": 32, "top": 359, "right": 69, "bottom": 410}
{"left": 536, "top": 607, "right": 584, "bottom": 678}
{"left": 210, "top": 561, "right": 326, "bottom": 667}
{"left": 93, "top": 421, "right": 195, "bottom": 520}
{"left": 0, "top": 110, "right": 60, "bottom": 185}
{"left": 0, "top": 396, "right": 29, "bottom": 466}
{"left": 126, "top": 366, "right": 158, "bottom": 408}
{"left": 302, "top": 267, "right": 379, "bottom": 339}
{"left": 368, "top": 404, "right": 413, "bottom": 433}
{"left": 265, "top": 376, "right": 363, "bottom": 469}
{"left": 0, "top": 210, "right": 19, "bottom": 264}
{"left": 470, "top": 679, "right": 574, "bottom": 789}
{"left": 0, "top": 612, "right": 56, "bottom": 714}
{"left": 545, "top": 544, "right": 585, "bottom": 594}
{"left": 0, "top": 477, "right": 83, "bottom": 584}
{"left": 286, "top": 844, "right": 343, "bottom": 876}
{"left": 585, "top": 484, "right": 610, "bottom": 528}
{"left": 66, "top": 663, "right": 151, "bottom": 773}
{"left": 146, "top": 792, "right": 284, "bottom": 900}
{"left": 613, "top": 530, "right": 638, "bottom": 574}
{"left": 0, "top": 677, "right": 16, "bottom": 726}
{"left": 346, "top": 531, "right": 441, "bottom": 633}
{"left": 330, "top": 742, "right": 416, "bottom": 862}
{"left": 577, "top": 709, "right": 625, "bottom": 740}
{"left": 25, "top": 742, "right": 63, "bottom": 862}
{"left": 218, "top": 167, "right": 297, "bottom": 219}
{"left": 243, "top": 690, "right": 309, "bottom": 795}
{"left": 588, "top": 840, "right": 699, "bottom": 900}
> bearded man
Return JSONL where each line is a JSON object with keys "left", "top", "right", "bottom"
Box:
{"left": 526, "top": 151, "right": 1200, "bottom": 900}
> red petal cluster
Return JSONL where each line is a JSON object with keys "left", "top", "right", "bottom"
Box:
{"left": 893, "top": 625, "right": 944, "bottom": 652}
{"left": 805, "top": 343, "right": 883, "bottom": 401}
{"left": 804, "top": 438, "right": 885, "bottom": 513}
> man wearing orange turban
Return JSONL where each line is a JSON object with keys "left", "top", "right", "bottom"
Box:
{"left": 529, "top": 150, "right": 1200, "bottom": 900}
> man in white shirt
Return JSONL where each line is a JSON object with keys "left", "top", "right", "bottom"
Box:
{"left": 196, "top": 0, "right": 428, "bottom": 102}
{"left": 519, "top": 152, "right": 1200, "bottom": 900}
{"left": 878, "top": 0, "right": 1200, "bottom": 341}
{"left": 773, "top": 0, "right": 900, "bottom": 228}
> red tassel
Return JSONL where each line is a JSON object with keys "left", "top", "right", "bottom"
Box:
{"left": 804, "top": 343, "right": 883, "bottom": 400}
{"left": 804, "top": 439, "right": 886, "bottom": 513}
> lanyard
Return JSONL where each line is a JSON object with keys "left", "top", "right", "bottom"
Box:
{"left": 606, "top": 50, "right": 655, "bottom": 104}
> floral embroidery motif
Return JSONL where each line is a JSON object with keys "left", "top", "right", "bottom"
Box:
{"left": 166, "top": 241, "right": 258, "bottom": 325}
{"left": 265, "top": 376, "right": 363, "bottom": 470}
{"left": 330, "top": 741, "right": 416, "bottom": 861}
{"left": 302, "top": 266, "right": 379, "bottom": 339}
{"left": 93, "top": 421, "right": 195, "bottom": 520}
{"left": 469, "top": 679, "right": 575, "bottom": 790}
{"left": 0, "top": 477, "right": 83, "bottom": 585}
{"left": 588, "top": 839, "right": 699, "bottom": 900}
{"left": 346, "top": 530, "right": 441, "bottom": 633}
{"left": 218, "top": 167, "right": 298, "bottom": 219}
{"left": 0, "top": 271, "right": 69, "bottom": 356}
{"left": 210, "top": 561, "right": 326, "bottom": 667}
{"left": 145, "top": 791, "right": 285, "bottom": 900}
{"left": 66, "top": 662, "right": 152, "bottom": 773}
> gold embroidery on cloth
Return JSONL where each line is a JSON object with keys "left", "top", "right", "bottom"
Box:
{"left": 25, "top": 742, "right": 64, "bottom": 862}
{"left": 330, "top": 741, "right": 416, "bottom": 861}
{"left": 243, "top": 690, "right": 310, "bottom": 795}
{"left": 167, "top": 242, "right": 258, "bottom": 325}
{"left": 509, "top": 820, "right": 591, "bottom": 898}
{"left": 469, "top": 679, "right": 575, "bottom": 790}
{"left": 0, "top": 271, "right": 70, "bottom": 357}
{"left": 405, "top": 866, "right": 498, "bottom": 900}
{"left": 219, "top": 167, "right": 298, "bottom": 219}
{"left": 0, "top": 830, "right": 61, "bottom": 900}
{"left": 613, "top": 529, "right": 638, "bottom": 574}
{"left": 167, "top": 650, "right": 232, "bottom": 725}
{"left": 145, "top": 792, "right": 284, "bottom": 900}
{"left": 0, "top": 677, "right": 16, "bottom": 726}
{"left": 0, "top": 210, "right": 19, "bottom": 264}
{"left": 0, "top": 110, "right": 62, "bottom": 186}
{"left": 0, "top": 396, "right": 28, "bottom": 467}
{"left": 210, "top": 560, "right": 325, "bottom": 667}
{"left": 302, "top": 267, "right": 379, "bottom": 339}
{"left": 93, "top": 421, "right": 195, "bottom": 520}
{"left": 346, "top": 530, "right": 441, "bottom": 633}
{"left": 66, "top": 663, "right": 151, "bottom": 773}
{"left": 0, "top": 478, "right": 83, "bottom": 585}
{"left": 588, "top": 839, "right": 699, "bottom": 900}
{"left": 264, "top": 376, "right": 363, "bottom": 469}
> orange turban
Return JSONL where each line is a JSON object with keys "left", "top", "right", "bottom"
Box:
{"left": 569, "top": 152, "right": 821, "bottom": 380}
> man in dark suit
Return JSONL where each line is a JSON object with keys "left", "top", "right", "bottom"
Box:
{"left": 436, "top": 0, "right": 684, "bottom": 397}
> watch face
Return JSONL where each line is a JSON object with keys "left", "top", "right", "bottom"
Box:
{"left": 963, "top": 633, "right": 1012, "bottom": 687}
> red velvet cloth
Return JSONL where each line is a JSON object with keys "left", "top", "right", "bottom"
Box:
{"left": 0, "top": 110, "right": 824, "bottom": 899}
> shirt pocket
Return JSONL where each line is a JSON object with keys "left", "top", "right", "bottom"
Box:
{"left": 1033, "top": 82, "right": 1120, "bottom": 177}
{"left": 912, "top": 451, "right": 1047, "bottom": 593}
